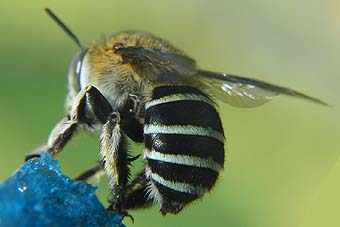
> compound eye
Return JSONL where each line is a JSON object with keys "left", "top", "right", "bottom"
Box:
{"left": 68, "top": 48, "right": 88, "bottom": 92}
{"left": 73, "top": 48, "right": 88, "bottom": 77}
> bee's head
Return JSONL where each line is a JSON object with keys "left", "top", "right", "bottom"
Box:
{"left": 46, "top": 9, "right": 167, "bottom": 111}
{"left": 65, "top": 40, "right": 127, "bottom": 105}
{"left": 45, "top": 9, "right": 140, "bottom": 112}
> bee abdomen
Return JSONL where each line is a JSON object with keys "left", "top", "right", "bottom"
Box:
{"left": 144, "top": 85, "right": 225, "bottom": 215}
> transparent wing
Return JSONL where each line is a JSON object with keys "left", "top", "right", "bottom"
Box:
{"left": 115, "top": 46, "right": 197, "bottom": 82}
{"left": 200, "top": 77, "right": 276, "bottom": 107}
{"left": 199, "top": 70, "right": 329, "bottom": 107}
{"left": 115, "top": 46, "right": 328, "bottom": 107}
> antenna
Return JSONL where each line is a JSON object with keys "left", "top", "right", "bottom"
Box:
{"left": 45, "top": 8, "right": 82, "bottom": 48}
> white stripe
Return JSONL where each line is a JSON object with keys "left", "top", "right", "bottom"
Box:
{"left": 144, "top": 124, "right": 225, "bottom": 143}
{"left": 145, "top": 93, "right": 214, "bottom": 110}
{"left": 145, "top": 167, "right": 207, "bottom": 195}
{"left": 144, "top": 148, "right": 223, "bottom": 172}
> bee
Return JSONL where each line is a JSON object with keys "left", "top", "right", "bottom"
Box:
{"left": 26, "top": 9, "right": 329, "bottom": 218}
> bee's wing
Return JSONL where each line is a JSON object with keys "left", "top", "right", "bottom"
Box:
{"left": 198, "top": 70, "right": 329, "bottom": 107}
{"left": 116, "top": 46, "right": 197, "bottom": 82}
{"left": 116, "top": 47, "right": 328, "bottom": 107}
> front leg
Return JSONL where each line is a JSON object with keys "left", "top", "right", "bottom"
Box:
{"left": 26, "top": 85, "right": 113, "bottom": 160}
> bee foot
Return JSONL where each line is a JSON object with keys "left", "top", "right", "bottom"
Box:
{"left": 24, "top": 154, "right": 41, "bottom": 162}
{"left": 107, "top": 205, "right": 134, "bottom": 223}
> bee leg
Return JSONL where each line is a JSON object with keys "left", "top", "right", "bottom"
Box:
{"left": 25, "top": 85, "right": 112, "bottom": 161}
{"left": 121, "top": 117, "right": 144, "bottom": 143}
{"left": 120, "top": 170, "right": 154, "bottom": 210}
{"left": 107, "top": 170, "right": 153, "bottom": 222}
{"left": 119, "top": 94, "right": 144, "bottom": 143}
{"left": 25, "top": 115, "right": 79, "bottom": 161}
{"left": 100, "top": 112, "right": 133, "bottom": 217}
{"left": 74, "top": 162, "right": 104, "bottom": 181}
{"left": 74, "top": 155, "right": 142, "bottom": 182}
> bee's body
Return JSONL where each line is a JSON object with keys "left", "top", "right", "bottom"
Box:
{"left": 66, "top": 31, "right": 225, "bottom": 214}
{"left": 28, "top": 9, "right": 328, "bottom": 219}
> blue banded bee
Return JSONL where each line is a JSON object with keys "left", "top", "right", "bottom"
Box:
{"left": 27, "top": 9, "right": 328, "bottom": 218}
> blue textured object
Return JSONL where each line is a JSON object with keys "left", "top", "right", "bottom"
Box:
{"left": 0, "top": 152, "right": 125, "bottom": 227}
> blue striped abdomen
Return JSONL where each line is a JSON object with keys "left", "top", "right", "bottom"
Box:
{"left": 143, "top": 85, "right": 225, "bottom": 215}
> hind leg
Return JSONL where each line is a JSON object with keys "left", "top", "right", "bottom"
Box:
{"left": 120, "top": 171, "right": 154, "bottom": 210}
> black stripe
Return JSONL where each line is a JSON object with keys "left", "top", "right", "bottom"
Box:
{"left": 153, "top": 181, "right": 199, "bottom": 204}
{"left": 145, "top": 100, "right": 223, "bottom": 133}
{"left": 152, "top": 86, "right": 213, "bottom": 101}
{"left": 147, "top": 159, "right": 218, "bottom": 189}
{"left": 144, "top": 134, "right": 224, "bottom": 165}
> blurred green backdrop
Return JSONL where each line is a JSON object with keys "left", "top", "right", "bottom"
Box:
{"left": 0, "top": 0, "right": 339, "bottom": 227}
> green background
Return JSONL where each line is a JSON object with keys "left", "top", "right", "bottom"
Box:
{"left": 0, "top": 1, "right": 339, "bottom": 227}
